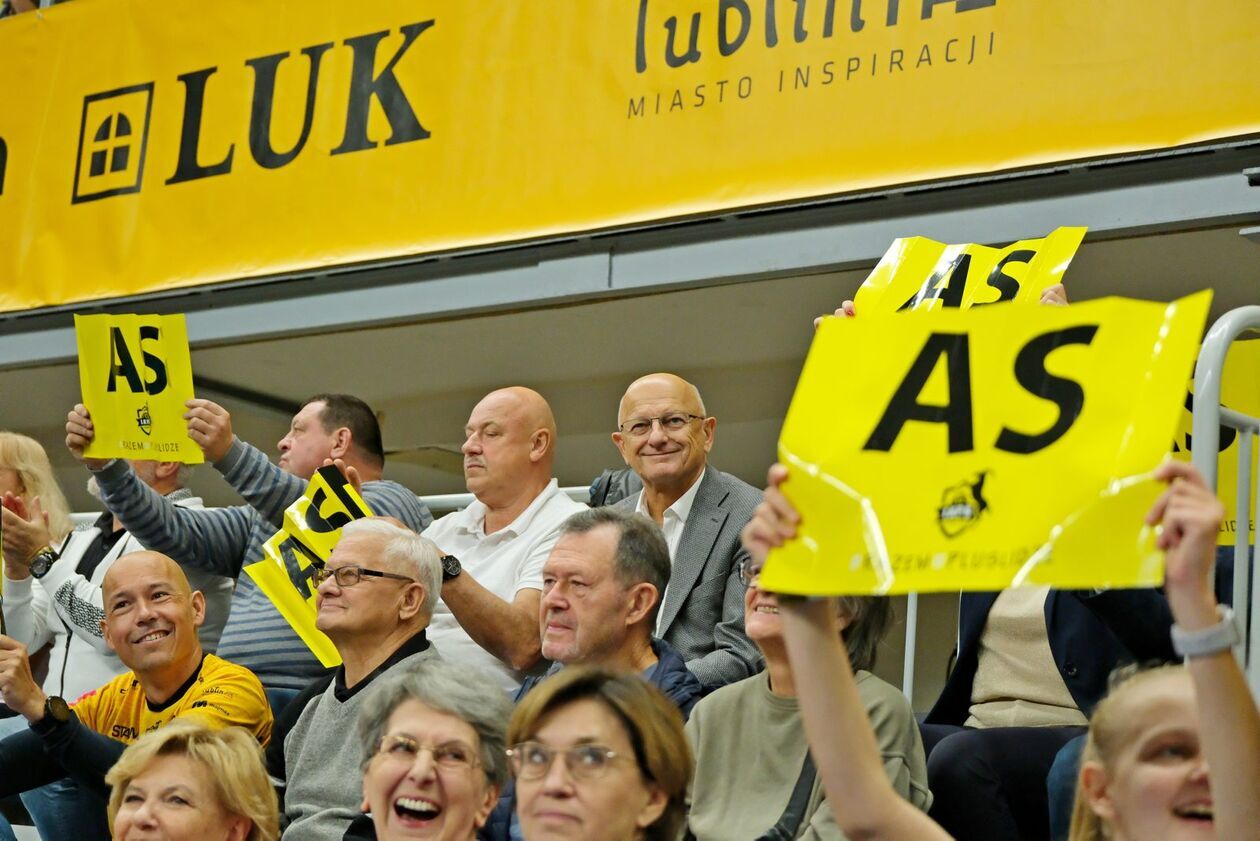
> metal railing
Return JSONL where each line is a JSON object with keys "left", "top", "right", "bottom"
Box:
{"left": 1190, "top": 305, "right": 1260, "bottom": 697}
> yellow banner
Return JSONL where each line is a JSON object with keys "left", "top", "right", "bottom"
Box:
{"left": 243, "top": 466, "right": 375, "bottom": 667}
{"left": 854, "top": 227, "right": 1085, "bottom": 313}
{"left": 1, "top": 1, "right": 1258, "bottom": 313}
{"left": 75, "top": 313, "right": 202, "bottom": 463}
{"left": 1171, "top": 340, "right": 1260, "bottom": 545}
{"left": 760, "top": 291, "right": 1212, "bottom": 596}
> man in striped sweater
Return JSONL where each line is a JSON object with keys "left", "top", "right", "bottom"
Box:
{"left": 64, "top": 393, "right": 432, "bottom": 712}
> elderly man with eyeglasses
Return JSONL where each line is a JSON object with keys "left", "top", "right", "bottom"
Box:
{"left": 264, "top": 517, "right": 443, "bottom": 841}
{"left": 610, "top": 373, "right": 763, "bottom": 692}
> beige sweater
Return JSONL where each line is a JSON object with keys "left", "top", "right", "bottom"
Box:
{"left": 685, "top": 669, "right": 932, "bottom": 840}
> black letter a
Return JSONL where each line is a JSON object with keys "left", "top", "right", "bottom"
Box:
{"left": 106, "top": 328, "right": 145, "bottom": 393}
{"left": 865, "top": 332, "right": 974, "bottom": 453}
{"left": 332, "top": 21, "right": 433, "bottom": 156}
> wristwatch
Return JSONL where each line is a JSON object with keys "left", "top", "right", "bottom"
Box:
{"left": 1171, "top": 605, "right": 1240, "bottom": 659}
{"left": 28, "top": 546, "right": 59, "bottom": 580}
{"left": 42, "top": 696, "right": 71, "bottom": 725}
{"left": 440, "top": 554, "right": 462, "bottom": 582}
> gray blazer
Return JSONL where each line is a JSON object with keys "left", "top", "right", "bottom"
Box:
{"left": 616, "top": 465, "right": 763, "bottom": 690}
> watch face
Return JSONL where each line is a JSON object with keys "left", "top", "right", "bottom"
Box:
{"left": 30, "top": 551, "right": 55, "bottom": 578}
{"left": 46, "top": 696, "right": 71, "bottom": 723}
{"left": 441, "top": 555, "right": 461, "bottom": 579}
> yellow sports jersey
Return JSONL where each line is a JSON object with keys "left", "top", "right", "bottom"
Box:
{"left": 71, "top": 654, "right": 273, "bottom": 747}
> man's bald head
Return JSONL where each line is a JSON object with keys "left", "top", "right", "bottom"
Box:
{"left": 100, "top": 551, "right": 205, "bottom": 680}
{"left": 462, "top": 386, "right": 558, "bottom": 508}
{"left": 102, "top": 551, "right": 193, "bottom": 605}
{"left": 613, "top": 373, "right": 715, "bottom": 496}
{"left": 617, "top": 373, "right": 705, "bottom": 426}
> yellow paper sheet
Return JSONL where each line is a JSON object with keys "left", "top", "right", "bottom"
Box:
{"left": 761, "top": 291, "right": 1211, "bottom": 596}
{"left": 243, "top": 466, "right": 376, "bottom": 666}
{"left": 75, "top": 313, "right": 203, "bottom": 464}
{"left": 853, "top": 227, "right": 1086, "bottom": 314}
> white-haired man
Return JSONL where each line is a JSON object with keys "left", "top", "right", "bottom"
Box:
{"left": 265, "top": 518, "right": 443, "bottom": 841}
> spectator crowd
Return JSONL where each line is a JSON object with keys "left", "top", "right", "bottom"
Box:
{"left": 1, "top": 294, "right": 1256, "bottom": 841}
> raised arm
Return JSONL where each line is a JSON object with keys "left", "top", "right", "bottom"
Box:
{"left": 66, "top": 405, "right": 253, "bottom": 577}
{"left": 744, "top": 465, "right": 952, "bottom": 841}
{"left": 1149, "top": 460, "right": 1260, "bottom": 841}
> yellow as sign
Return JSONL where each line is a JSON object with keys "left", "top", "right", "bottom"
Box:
{"left": 854, "top": 227, "right": 1086, "bottom": 314}
{"left": 761, "top": 291, "right": 1211, "bottom": 596}
{"left": 74, "top": 313, "right": 202, "bottom": 464}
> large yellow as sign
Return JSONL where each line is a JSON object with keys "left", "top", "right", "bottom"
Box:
{"left": 0, "top": 0, "right": 1257, "bottom": 313}
{"left": 760, "top": 291, "right": 1212, "bottom": 596}
{"left": 75, "top": 313, "right": 203, "bottom": 464}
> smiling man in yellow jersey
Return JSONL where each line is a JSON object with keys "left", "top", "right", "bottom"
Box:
{"left": 0, "top": 551, "right": 272, "bottom": 840}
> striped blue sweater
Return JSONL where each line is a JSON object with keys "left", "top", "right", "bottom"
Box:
{"left": 92, "top": 439, "right": 432, "bottom": 691}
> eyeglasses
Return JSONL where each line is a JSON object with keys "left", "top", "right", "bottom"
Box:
{"left": 312, "top": 565, "right": 416, "bottom": 588}
{"left": 737, "top": 558, "right": 764, "bottom": 588}
{"left": 375, "top": 734, "right": 480, "bottom": 771}
{"left": 617, "top": 413, "right": 706, "bottom": 438}
{"left": 507, "top": 741, "right": 626, "bottom": 781}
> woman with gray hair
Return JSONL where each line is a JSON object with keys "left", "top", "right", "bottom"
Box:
{"left": 349, "top": 657, "right": 512, "bottom": 841}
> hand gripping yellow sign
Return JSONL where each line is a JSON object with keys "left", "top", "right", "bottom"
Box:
{"left": 243, "top": 466, "right": 375, "bottom": 667}
{"left": 75, "top": 313, "right": 202, "bottom": 463}
{"left": 853, "top": 227, "right": 1086, "bottom": 314}
{"left": 760, "top": 291, "right": 1212, "bottom": 596}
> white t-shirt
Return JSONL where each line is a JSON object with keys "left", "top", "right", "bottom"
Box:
{"left": 422, "top": 479, "right": 587, "bottom": 691}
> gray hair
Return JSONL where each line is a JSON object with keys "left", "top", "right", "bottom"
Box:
{"left": 357, "top": 658, "right": 512, "bottom": 788}
{"left": 557, "top": 507, "right": 671, "bottom": 626}
{"left": 835, "top": 596, "right": 893, "bottom": 673}
{"left": 339, "top": 519, "right": 443, "bottom": 621}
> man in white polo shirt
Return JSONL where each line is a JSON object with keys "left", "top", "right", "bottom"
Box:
{"left": 424, "top": 386, "right": 586, "bottom": 690}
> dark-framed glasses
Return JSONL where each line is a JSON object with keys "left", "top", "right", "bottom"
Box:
{"left": 375, "top": 734, "right": 480, "bottom": 771}
{"left": 312, "top": 565, "right": 416, "bottom": 588}
{"left": 737, "top": 557, "right": 764, "bottom": 588}
{"left": 507, "top": 741, "right": 625, "bottom": 781}
{"left": 617, "top": 413, "right": 706, "bottom": 438}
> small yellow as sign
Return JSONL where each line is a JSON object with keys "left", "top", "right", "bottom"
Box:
{"left": 853, "top": 227, "right": 1086, "bottom": 314}
{"left": 760, "top": 291, "right": 1212, "bottom": 596}
{"left": 75, "top": 313, "right": 202, "bottom": 464}
{"left": 244, "top": 466, "right": 376, "bottom": 667}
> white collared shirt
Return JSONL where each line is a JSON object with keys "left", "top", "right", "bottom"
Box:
{"left": 635, "top": 472, "right": 704, "bottom": 634}
{"left": 422, "top": 479, "right": 586, "bottom": 691}
{"left": 634, "top": 471, "right": 704, "bottom": 562}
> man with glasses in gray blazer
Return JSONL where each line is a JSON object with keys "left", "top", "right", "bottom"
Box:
{"left": 611, "top": 373, "right": 762, "bottom": 691}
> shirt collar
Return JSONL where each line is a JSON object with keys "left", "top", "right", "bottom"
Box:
{"left": 635, "top": 470, "right": 705, "bottom": 524}
{"left": 333, "top": 629, "right": 430, "bottom": 702}
{"left": 452, "top": 479, "right": 561, "bottom": 538}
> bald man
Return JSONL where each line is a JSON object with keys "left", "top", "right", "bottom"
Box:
{"left": 423, "top": 387, "right": 586, "bottom": 690}
{"left": 611, "top": 373, "right": 762, "bottom": 690}
{"left": 0, "top": 551, "right": 271, "bottom": 835}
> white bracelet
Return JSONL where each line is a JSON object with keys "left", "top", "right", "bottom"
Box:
{"left": 1171, "top": 605, "right": 1240, "bottom": 659}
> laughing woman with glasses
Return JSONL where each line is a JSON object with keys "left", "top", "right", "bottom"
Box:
{"left": 507, "top": 667, "right": 691, "bottom": 841}
{"left": 353, "top": 657, "right": 512, "bottom": 841}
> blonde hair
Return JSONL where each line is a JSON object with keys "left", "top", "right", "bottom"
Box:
{"left": 1068, "top": 664, "right": 1188, "bottom": 841}
{"left": 509, "top": 667, "right": 693, "bottom": 841}
{"left": 105, "top": 720, "right": 279, "bottom": 841}
{"left": 0, "top": 431, "right": 72, "bottom": 543}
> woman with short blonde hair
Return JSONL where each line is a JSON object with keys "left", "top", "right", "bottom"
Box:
{"left": 106, "top": 719, "right": 279, "bottom": 841}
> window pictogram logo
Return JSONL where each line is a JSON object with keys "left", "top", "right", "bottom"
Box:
{"left": 72, "top": 83, "right": 155, "bottom": 204}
